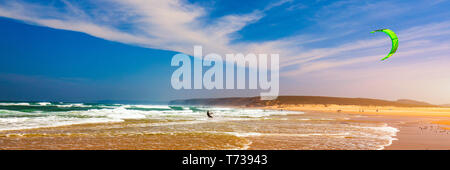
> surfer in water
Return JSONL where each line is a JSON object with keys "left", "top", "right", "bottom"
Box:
{"left": 206, "top": 111, "right": 214, "bottom": 118}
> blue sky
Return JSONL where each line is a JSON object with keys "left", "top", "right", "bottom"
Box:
{"left": 1, "top": 0, "right": 450, "bottom": 104}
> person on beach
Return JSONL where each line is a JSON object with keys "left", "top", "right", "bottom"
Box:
{"left": 206, "top": 111, "right": 214, "bottom": 118}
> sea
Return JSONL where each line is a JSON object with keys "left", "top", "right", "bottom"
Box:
{"left": 0, "top": 102, "right": 398, "bottom": 150}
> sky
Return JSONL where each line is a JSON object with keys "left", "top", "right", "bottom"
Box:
{"left": 1, "top": 0, "right": 450, "bottom": 104}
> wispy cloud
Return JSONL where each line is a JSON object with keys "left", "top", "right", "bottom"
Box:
{"left": 1, "top": 0, "right": 450, "bottom": 103}
{"left": 1, "top": 0, "right": 448, "bottom": 74}
{"left": 280, "top": 21, "right": 450, "bottom": 76}
{"left": 0, "top": 0, "right": 263, "bottom": 56}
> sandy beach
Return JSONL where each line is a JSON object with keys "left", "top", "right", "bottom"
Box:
{"left": 262, "top": 104, "right": 450, "bottom": 150}
{"left": 0, "top": 102, "right": 449, "bottom": 150}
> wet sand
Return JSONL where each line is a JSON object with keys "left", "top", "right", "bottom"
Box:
{"left": 1, "top": 105, "right": 449, "bottom": 150}
{"left": 384, "top": 117, "right": 450, "bottom": 150}
{"left": 263, "top": 104, "right": 450, "bottom": 150}
{"left": 0, "top": 110, "right": 398, "bottom": 150}
{"left": 0, "top": 119, "right": 249, "bottom": 150}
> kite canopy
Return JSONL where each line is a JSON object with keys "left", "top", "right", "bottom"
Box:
{"left": 371, "top": 29, "right": 398, "bottom": 61}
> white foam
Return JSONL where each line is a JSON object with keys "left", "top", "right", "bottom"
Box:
{"left": 37, "top": 102, "right": 51, "bottom": 106}
{"left": 54, "top": 103, "right": 90, "bottom": 107}
{"left": 124, "top": 105, "right": 171, "bottom": 109}
{"left": 348, "top": 124, "right": 399, "bottom": 150}
{"left": 222, "top": 132, "right": 263, "bottom": 137}
{"left": 0, "top": 104, "right": 306, "bottom": 131}
{"left": 81, "top": 107, "right": 147, "bottom": 119}
{"left": 221, "top": 132, "right": 350, "bottom": 137}
{"left": 0, "top": 116, "right": 122, "bottom": 131}
{"left": 0, "top": 102, "right": 30, "bottom": 106}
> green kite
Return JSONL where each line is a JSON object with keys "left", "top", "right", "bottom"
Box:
{"left": 371, "top": 29, "right": 398, "bottom": 61}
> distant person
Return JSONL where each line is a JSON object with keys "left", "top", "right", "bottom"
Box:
{"left": 206, "top": 111, "right": 214, "bottom": 118}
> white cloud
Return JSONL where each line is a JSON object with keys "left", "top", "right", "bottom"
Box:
{"left": 0, "top": 0, "right": 263, "bottom": 56}
{"left": 1, "top": 0, "right": 449, "bottom": 74}
{"left": 2, "top": 0, "right": 450, "bottom": 103}
{"left": 279, "top": 21, "right": 450, "bottom": 76}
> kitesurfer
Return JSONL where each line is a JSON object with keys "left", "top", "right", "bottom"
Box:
{"left": 206, "top": 111, "right": 213, "bottom": 118}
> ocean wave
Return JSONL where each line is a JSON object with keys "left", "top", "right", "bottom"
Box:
{"left": 0, "top": 104, "right": 399, "bottom": 150}
{"left": 0, "top": 104, "right": 304, "bottom": 131}
{"left": 0, "top": 102, "right": 30, "bottom": 106}
{"left": 37, "top": 102, "right": 51, "bottom": 106}
{"left": 347, "top": 124, "right": 399, "bottom": 150}
{"left": 0, "top": 116, "right": 122, "bottom": 131}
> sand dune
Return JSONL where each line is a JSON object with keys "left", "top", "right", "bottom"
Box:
{"left": 170, "top": 96, "right": 436, "bottom": 107}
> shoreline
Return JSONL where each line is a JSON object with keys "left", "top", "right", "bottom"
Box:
{"left": 257, "top": 104, "right": 450, "bottom": 150}
{"left": 0, "top": 104, "right": 449, "bottom": 150}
